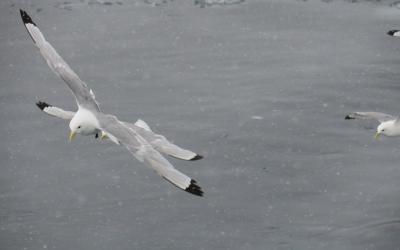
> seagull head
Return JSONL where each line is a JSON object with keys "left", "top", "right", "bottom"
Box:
{"left": 375, "top": 121, "right": 395, "bottom": 139}
{"left": 69, "top": 117, "right": 84, "bottom": 141}
{"left": 69, "top": 109, "right": 99, "bottom": 141}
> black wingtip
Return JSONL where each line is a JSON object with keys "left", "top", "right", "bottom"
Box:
{"left": 20, "top": 9, "right": 36, "bottom": 26}
{"left": 185, "top": 179, "right": 204, "bottom": 197}
{"left": 190, "top": 154, "right": 204, "bottom": 161}
{"left": 387, "top": 30, "right": 399, "bottom": 36}
{"left": 345, "top": 115, "right": 354, "bottom": 120}
{"left": 36, "top": 101, "right": 51, "bottom": 111}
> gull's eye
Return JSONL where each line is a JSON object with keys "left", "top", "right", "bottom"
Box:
{"left": 78, "top": 126, "right": 81, "bottom": 129}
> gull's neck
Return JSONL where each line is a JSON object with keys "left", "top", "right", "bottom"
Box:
{"left": 77, "top": 108, "right": 99, "bottom": 126}
{"left": 71, "top": 108, "right": 100, "bottom": 135}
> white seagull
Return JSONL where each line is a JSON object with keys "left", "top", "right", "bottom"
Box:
{"left": 20, "top": 10, "right": 203, "bottom": 196}
{"left": 345, "top": 112, "right": 400, "bottom": 139}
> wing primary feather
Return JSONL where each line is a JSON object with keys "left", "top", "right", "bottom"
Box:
{"left": 163, "top": 177, "right": 204, "bottom": 197}
{"left": 20, "top": 9, "right": 37, "bottom": 43}
{"left": 185, "top": 179, "right": 204, "bottom": 196}
{"left": 20, "top": 9, "right": 36, "bottom": 26}
{"left": 35, "top": 101, "right": 75, "bottom": 120}
{"left": 190, "top": 155, "right": 203, "bottom": 161}
{"left": 36, "top": 101, "right": 51, "bottom": 110}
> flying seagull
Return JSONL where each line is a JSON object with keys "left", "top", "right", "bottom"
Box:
{"left": 20, "top": 9, "right": 203, "bottom": 196}
{"left": 345, "top": 112, "right": 400, "bottom": 138}
{"left": 387, "top": 30, "right": 400, "bottom": 37}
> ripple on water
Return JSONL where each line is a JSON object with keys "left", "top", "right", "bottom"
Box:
{"left": 320, "top": 219, "right": 400, "bottom": 247}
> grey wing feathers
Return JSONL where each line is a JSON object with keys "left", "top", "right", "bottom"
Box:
{"left": 345, "top": 112, "right": 395, "bottom": 123}
{"left": 97, "top": 114, "right": 203, "bottom": 196}
{"left": 20, "top": 10, "right": 99, "bottom": 112}
{"left": 134, "top": 119, "right": 152, "bottom": 132}
{"left": 36, "top": 101, "right": 75, "bottom": 120}
{"left": 130, "top": 120, "right": 203, "bottom": 161}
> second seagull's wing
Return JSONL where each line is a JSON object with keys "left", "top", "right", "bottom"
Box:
{"left": 345, "top": 112, "right": 395, "bottom": 123}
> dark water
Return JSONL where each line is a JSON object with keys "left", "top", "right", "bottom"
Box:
{"left": 2, "top": 0, "right": 400, "bottom": 249}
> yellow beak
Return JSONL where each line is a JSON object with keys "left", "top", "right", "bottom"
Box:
{"left": 69, "top": 131, "right": 77, "bottom": 141}
{"left": 100, "top": 131, "right": 108, "bottom": 140}
{"left": 374, "top": 132, "right": 381, "bottom": 140}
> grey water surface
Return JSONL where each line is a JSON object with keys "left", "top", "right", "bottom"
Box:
{"left": 2, "top": 0, "right": 400, "bottom": 249}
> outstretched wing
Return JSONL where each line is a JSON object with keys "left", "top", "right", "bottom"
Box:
{"left": 20, "top": 10, "right": 100, "bottom": 111}
{"left": 130, "top": 120, "right": 203, "bottom": 161}
{"left": 97, "top": 114, "right": 203, "bottom": 196}
{"left": 36, "top": 101, "right": 75, "bottom": 120}
{"left": 345, "top": 112, "right": 395, "bottom": 123}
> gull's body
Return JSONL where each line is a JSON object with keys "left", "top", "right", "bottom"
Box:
{"left": 70, "top": 108, "right": 100, "bottom": 136}
{"left": 21, "top": 10, "right": 203, "bottom": 196}
{"left": 345, "top": 111, "right": 400, "bottom": 138}
{"left": 36, "top": 101, "right": 203, "bottom": 160}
